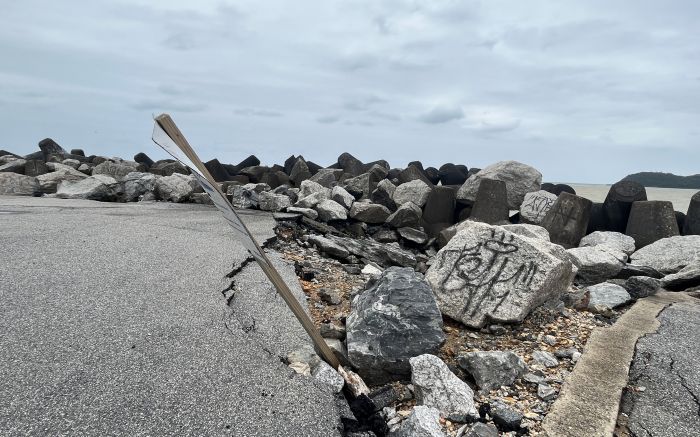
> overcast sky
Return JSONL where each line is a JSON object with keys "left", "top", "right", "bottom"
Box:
{"left": 1, "top": 1, "right": 698, "bottom": 183}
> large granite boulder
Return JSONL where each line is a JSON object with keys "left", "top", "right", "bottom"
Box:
{"left": 349, "top": 202, "right": 391, "bottom": 224}
{"left": 331, "top": 185, "right": 355, "bottom": 209}
{"left": 343, "top": 165, "right": 388, "bottom": 199}
{"left": 258, "top": 191, "right": 291, "bottom": 212}
{"left": 346, "top": 267, "right": 445, "bottom": 385}
{"left": 410, "top": 354, "right": 478, "bottom": 422}
{"left": 629, "top": 235, "right": 700, "bottom": 274}
{"left": 228, "top": 184, "right": 259, "bottom": 209}
{"left": 92, "top": 160, "right": 141, "bottom": 181}
{"left": 298, "top": 179, "right": 330, "bottom": 199}
{"left": 393, "top": 406, "right": 446, "bottom": 437}
{"left": 426, "top": 221, "right": 573, "bottom": 328}
{"left": 579, "top": 231, "right": 636, "bottom": 255}
{"left": 540, "top": 192, "right": 592, "bottom": 248}
{"left": 316, "top": 199, "right": 347, "bottom": 221}
{"left": 457, "top": 351, "right": 527, "bottom": 391}
{"left": 0, "top": 173, "right": 40, "bottom": 196}
{"left": 155, "top": 173, "right": 197, "bottom": 202}
{"left": 36, "top": 168, "right": 87, "bottom": 194}
{"left": 386, "top": 202, "right": 422, "bottom": 228}
{"left": 0, "top": 158, "right": 27, "bottom": 174}
{"left": 393, "top": 179, "right": 432, "bottom": 207}
{"left": 586, "top": 282, "right": 632, "bottom": 310}
{"left": 122, "top": 172, "right": 157, "bottom": 202}
{"left": 519, "top": 190, "right": 558, "bottom": 225}
{"left": 370, "top": 179, "right": 397, "bottom": 211}
{"left": 625, "top": 201, "right": 679, "bottom": 248}
{"left": 456, "top": 161, "right": 542, "bottom": 209}
{"left": 565, "top": 246, "right": 627, "bottom": 284}
{"left": 660, "top": 263, "right": 700, "bottom": 291}
{"left": 56, "top": 175, "right": 122, "bottom": 201}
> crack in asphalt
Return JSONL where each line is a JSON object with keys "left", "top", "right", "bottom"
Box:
{"left": 670, "top": 357, "right": 700, "bottom": 416}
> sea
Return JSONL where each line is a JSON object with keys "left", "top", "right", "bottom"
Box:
{"left": 566, "top": 184, "right": 698, "bottom": 213}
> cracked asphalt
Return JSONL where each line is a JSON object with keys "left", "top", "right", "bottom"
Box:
{"left": 620, "top": 297, "right": 700, "bottom": 436}
{"left": 0, "top": 196, "right": 342, "bottom": 436}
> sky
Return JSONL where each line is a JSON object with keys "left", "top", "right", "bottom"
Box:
{"left": 1, "top": 1, "right": 699, "bottom": 183}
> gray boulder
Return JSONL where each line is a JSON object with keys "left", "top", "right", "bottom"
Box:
{"left": 0, "top": 158, "right": 27, "bottom": 174}
{"left": 586, "top": 282, "right": 632, "bottom": 310}
{"left": 316, "top": 199, "right": 347, "bottom": 222}
{"left": 0, "top": 173, "right": 40, "bottom": 196}
{"left": 331, "top": 185, "right": 355, "bottom": 209}
{"left": 410, "top": 354, "right": 478, "bottom": 422}
{"left": 519, "top": 190, "right": 558, "bottom": 224}
{"left": 426, "top": 221, "right": 573, "bottom": 328}
{"left": 386, "top": 202, "right": 422, "bottom": 228}
{"left": 122, "top": 172, "right": 157, "bottom": 202}
{"left": 629, "top": 235, "right": 700, "bottom": 274}
{"left": 295, "top": 191, "right": 327, "bottom": 209}
{"left": 92, "top": 160, "right": 141, "bottom": 181}
{"left": 309, "top": 168, "right": 343, "bottom": 188}
{"left": 286, "top": 206, "right": 318, "bottom": 220}
{"left": 307, "top": 235, "right": 350, "bottom": 259}
{"left": 371, "top": 179, "right": 397, "bottom": 211}
{"left": 457, "top": 351, "right": 527, "bottom": 391}
{"left": 56, "top": 175, "right": 121, "bottom": 201}
{"left": 393, "top": 406, "right": 446, "bottom": 437}
{"left": 349, "top": 202, "right": 391, "bottom": 224}
{"left": 393, "top": 179, "right": 432, "bottom": 207}
{"left": 460, "top": 422, "right": 499, "bottom": 437}
{"left": 298, "top": 179, "right": 330, "bottom": 199}
{"left": 623, "top": 276, "right": 660, "bottom": 298}
{"left": 258, "top": 191, "right": 291, "bottom": 212}
{"left": 61, "top": 159, "right": 81, "bottom": 169}
{"left": 155, "top": 173, "right": 197, "bottom": 202}
{"left": 579, "top": 231, "right": 636, "bottom": 255}
{"left": 398, "top": 227, "right": 428, "bottom": 245}
{"left": 565, "top": 246, "right": 627, "bottom": 284}
{"left": 346, "top": 267, "right": 445, "bottom": 384}
{"left": 228, "top": 184, "right": 258, "bottom": 209}
{"left": 500, "top": 224, "right": 550, "bottom": 241}
{"left": 660, "top": 263, "right": 700, "bottom": 291}
{"left": 327, "top": 235, "right": 417, "bottom": 268}
{"left": 457, "top": 161, "right": 542, "bottom": 209}
{"left": 343, "top": 165, "right": 388, "bottom": 199}
{"left": 36, "top": 169, "right": 86, "bottom": 194}
{"left": 311, "top": 361, "right": 344, "bottom": 393}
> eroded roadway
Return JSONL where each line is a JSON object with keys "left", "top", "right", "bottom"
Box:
{"left": 0, "top": 196, "right": 341, "bottom": 436}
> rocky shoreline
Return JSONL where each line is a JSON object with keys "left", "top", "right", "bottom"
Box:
{"left": 2, "top": 139, "right": 700, "bottom": 436}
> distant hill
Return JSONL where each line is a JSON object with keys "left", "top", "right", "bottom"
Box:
{"left": 622, "top": 172, "right": 700, "bottom": 189}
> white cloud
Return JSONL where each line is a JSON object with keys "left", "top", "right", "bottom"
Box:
{"left": 418, "top": 104, "right": 464, "bottom": 124}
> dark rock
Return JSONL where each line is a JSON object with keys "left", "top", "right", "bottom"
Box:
{"left": 70, "top": 149, "right": 85, "bottom": 157}
{"left": 457, "top": 351, "right": 526, "bottom": 391}
{"left": 683, "top": 191, "right": 700, "bottom": 235}
{"left": 615, "top": 264, "right": 663, "bottom": 280}
{"left": 541, "top": 182, "right": 555, "bottom": 193}
{"left": 625, "top": 201, "right": 679, "bottom": 248}
{"left": 363, "top": 160, "right": 390, "bottom": 172}
{"left": 587, "top": 202, "right": 607, "bottom": 234}
{"left": 346, "top": 267, "right": 445, "bottom": 384}
{"left": 307, "top": 235, "right": 350, "bottom": 259}
{"left": 469, "top": 178, "right": 509, "bottom": 225}
{"left": 349, "top": 202, "right": 391, "bottom": 224}
{"left": 438, "top": 163, "right": 468, "bottom": 186}
{"left": 489, "top": 401, "right": 523, "bottom": 432}
{"left": 327, "top": 235, "right": 417, "bottom": 268}
{"left": 424, "top": 167, "right": 440, "bottom": 185}
{"left": 344, "top": 165, "right": 388, "bottom": 199}
{"left": 38, "top": 138, "right": 67, "bottom": 158}
{"left": 229, "top": 155, "right": 261, "bottom": 175}
{"left": 603, "top": 180, "right": 647, "bottom": 232}
{"left": 338, "top": 152, "right": 365, "bottom": 177}
{"left": 466, "top": 167, "right": 480, "bottom": 179}
{"left": 306, "top": 161, "right": 322, "bottom": 175}
{"left": 386, "top": 202, "right": 422, "bottom": 228}
{"left": 463, "top": 422, "right": 499, "bottom": 437}
{"left": 622, "top": 276, "right": 661, "bottom": 298}
{"left": 310, "top": 168, "right": 343, "bottom": 188}
{"left": 0, "top": 150, "right": 21, "bottom": 158}
{"left": 387, "top": 168, "right": 402, "bottom": 181}
{"left": 551, "top": 183, "right": 576, "bottom": 196}
{"left": 541, "top": 192, "right": 592, "bottom": 248}
{"left": 676, "top": 211, "right": 686, "bottom": 235}
{"left": 422, "top": 186, "right": 456, "bottom": 236}
{"left": 204, "top": 158, "right": 232, "bottom": 182}
{"left": 151, "top": 160, "right": 189, "bottom": 176}
{"left": 133, "top": 152, "right": 154, "bottom": 168}
{"left": 239, "top": 166, "right": 271, "bottom": 184}
{"left": 23, "top": 160, "right": 48, "bottom": 177}
{"left": 23, "top": 151, "right": 45, "bottom": 161}
{"left": 0, "top": 159, "right": 26, "bottom": 174}
{"left": 370, "top": 179, "right": 397, "bottom": 211}
{"left": 407, "top": 161, "right": 424, "bottom": 171}
{"left": 373, "top": 229, "right": 399, "bottom": 243}
{"left": 660, "top": 263, "right": 700, "bottom": 291}
{"left": 398, "top": 165, "right": 432, "bottom": 186}
{"left": 397, "top": 227, "right": 428, "bottom": 245}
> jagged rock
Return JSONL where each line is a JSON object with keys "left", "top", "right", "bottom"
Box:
{"left": 370, "top": 179, "right": 397, "bottom": 211}
{"left": 398, "top": 165, "right": 432, "bottom": 186}
{"left": 24, "top": 160, "right": 48, "bottom": 177}
{"left": 307, "top": 235, "right": 350, "bottom": 259}
{"left": 258, "top": 191, "right": 291, "bottom": 212}
{"left": 346, "top": 267, "right": 445, "bottom": 384}
{"left": 189, "top": 193, "right": 213, "bottom": 205}
{"left": 36, "top": 168, "right": 87, "bottom": 194}
{"left": 309, "top": 168, "right": 343, "bottom": 188}
{"left": 286, "top": 206, "right": 318, "bottom": 220}
{"left": 316, "top": 199, "right": 348, "bottom": 221}
{"left": 622, "top": 276, "right": 660, "bottom": 298}
{"left": 122, "top": 172, "right": 157, "bottom": 202}
{"left": 460, "top": 422, "right": 499, "bottom": 437}
{"left": 457, "top": 351, "right": 527, "bottom": 391}
{"left": 286, "top": 344, "right": 321, "bottom": 369}
{"left": 660, "top": 263, "right": 700, "bottom": 291}
{"left": 295, "top": 191, "right": 327, "bottom": 209}
{"left": 328, "top": 235, "right": 417, "bottom": 267}
{"left": 531, "top": 350, "right": 559, "bottom": 368}
{"left": 489, "top": 401, "right": 523, "bottom": 432}
{"left": 203, "top": 158, "right": 231, "bottom": 182}
{"left": 469, "top": 178, "right": 509, "bottom": 225}
{"left": 299, "top": 179, "right": 330, "bottom": 199}
{"left": 56, "top": 175, "right": 121, "bottom": 201}
{"left": 540, "top": 192, "right": 592, "bottom": 248}
{"left": 537, "top": 383, "right": 557, "bottom": 401}
{"left": 61, "top": 159, "right": 81, "bottom": 169}
{"left": 586, "top": 282, "right": 631, "bottom": 310}
{"left": 349, "top": 202, "right": 391, "bottom": 224}
{"left": 331, "top": 185, "right": 355, "bottom": 209}
{"left": 239, "top": 165, "right": 271, "bottom": 183}
{"left": 565, "top": 246, "right": 627, "bottom": 284}
{"left": 386, "top": 202, "right": 422, "bottom": 228}
{"left": 38, "top": 138, "right": 67, "bottom": 157}
{"left": 343, "top": 165, "right": 388, "bottom": 199}
{"left": 0, "top": 173, "right": 40, "bottom": 196}
{"left": 457, "top": 161, "right": 542, "bottom": 209}
{"left": 625, "top": 200, "right": 679, "bottom": 248}
{"left": 228, "top": 184, "right": 259, "bottom": 209}
{"left": 500, "top": 224, "right": 550, "bottom": 241}
{"left": 426, "top": 221, "right": 573, "bottom": 328}
{"left": 393, "top": 406, "right": 446, "bottom": 437}
{"left": 519, "top": 190, "right": 558, "bottom": 225}
{"left": 325, "top": 338, "right": 351, "bottom": 367}
{"left": 393, "top": 179, "right": 432, "bottom": 207}
{"left": 373, "top": 229, "right": 399, "bottom": 243}
{"left": 337, "top": 152, "right": 365, "bottom": 177}
{"left": 312, "top": 361, "right": 344, "bottom": 393}
{"left": 92, "top": 160, "right": 141, "bottom": 181}
{"left": 410, "top": 354, "right": 478, "bottom": 422}
{"left": 0, "top": 159, "right": 27, "bottom": 174}
{"left": 150, "top": 160, "right": 189, "bottom": 177}
{"left": 629, "top": 235, "right": 700, "bottom": 274}
{"left": 615, "top": 264, "right": 663, "bottom": 280}
{"left": 155, "top": 173, "right": 197, "bottom": 202}
{"left": 320, "top": 322, "right": 346, "bottom": 340}
{"left": 397, "top": 227, "right": 428, "bottom": 245}
{"left": 579, "top": 231, "right": 636, "bottom": 255}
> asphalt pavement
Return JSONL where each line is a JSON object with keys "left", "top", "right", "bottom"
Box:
{"left": 0, "top": 196, "right": 342, "bottom": 436}
{"left": 620, "top": 297, "right": 700, "bottom": 436}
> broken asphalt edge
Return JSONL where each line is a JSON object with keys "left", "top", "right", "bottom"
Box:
{"left": 542, "top": 291, "right": 697, "bottom": 437}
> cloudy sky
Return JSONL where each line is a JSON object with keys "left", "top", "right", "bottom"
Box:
{"left": 1, "top": 0, "right": 698, "bottom": 183}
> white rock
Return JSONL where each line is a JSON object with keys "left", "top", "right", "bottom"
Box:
{"left": 56, "top": 174, "right": 121, "bottom": 201}
{"left": 299, "top": 179, "right": 331, "bottom": 199}
{"left": 410, "top": 354, "right": 478, "bottom": 422}
{"left": 393, "top": 179, "right": 432, "bottom": 207}
{"left": 155, "top": 173, "right": 197, "bottom": 202}
{"left": 311, "top": 361, "right": 344, "bottom": 393}
{"left": 361, "top": 264, "right": 383, "bottom": 276}
{"left": 520, "top": 190, "right": 558, "bottom": 224}
{"left": 331, "top": 185, "right": 355, "bottom": 209}
{"left": 586, "top": 282, "right": 632, "bottom": 310}
{"left": 286, "top": 206, "right": 319, "bottom": 220}
{"left": 501, "top": 224, "right": 551, "bottom": 241}
{"left": 565, "top": 246, "right": 627, "bottom": 284}
{"left": 579, "top": 231, "right": 636, "bottom": 255}
{"left": 457, "top": 160, "right": 542, "bottom": 209}
{"left": 393, "top": 406, "right": 446, "bottom": 437}
{"left": 426, "top": 221, "right": 573, "bottom": 328}
{"left": 630, "top": 235, "right": 700, "bottom": 274}
{"left": 316, "top": 199, "right": 348, "bottom": 221}
{"left": 258, "top": 191, "right": 291, "bottom": 212}
{"left": 295, "top": 191, "right": 327, "bottom": 209}
{"left": 122, "top": 172, "right": 157, "bottom": 202}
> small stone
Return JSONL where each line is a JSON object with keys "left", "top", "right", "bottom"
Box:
{"left": 312, "top": 361, "right": 344, "bottom": 393}
{"left": 320, "top": 322, "right": 346, "bottom": 339}
{"left": 289, "top": 361, "right": 311, "bottom": 376}
{"left": 361, "top": 264, "right": 383, "bottom": 276}
{"left": 537, "top": 383, "right": 557, "bottom": 401}
{"left": 543, "top": 335, "right": 557, "bottom": 346}
{"left": 489, "top": 401, "right": 523, "bottom": 431}
{"left": 457, "top": 351, "right": 527, "bottom": 391}
{"left": 319, "top": 288, "right": 342, "bottom": 305}
{"left": 531, "top": 350, "right": 558, "bottom": 368}
{"left": 393, "top": 406, "right": 446, "bottom": 437}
